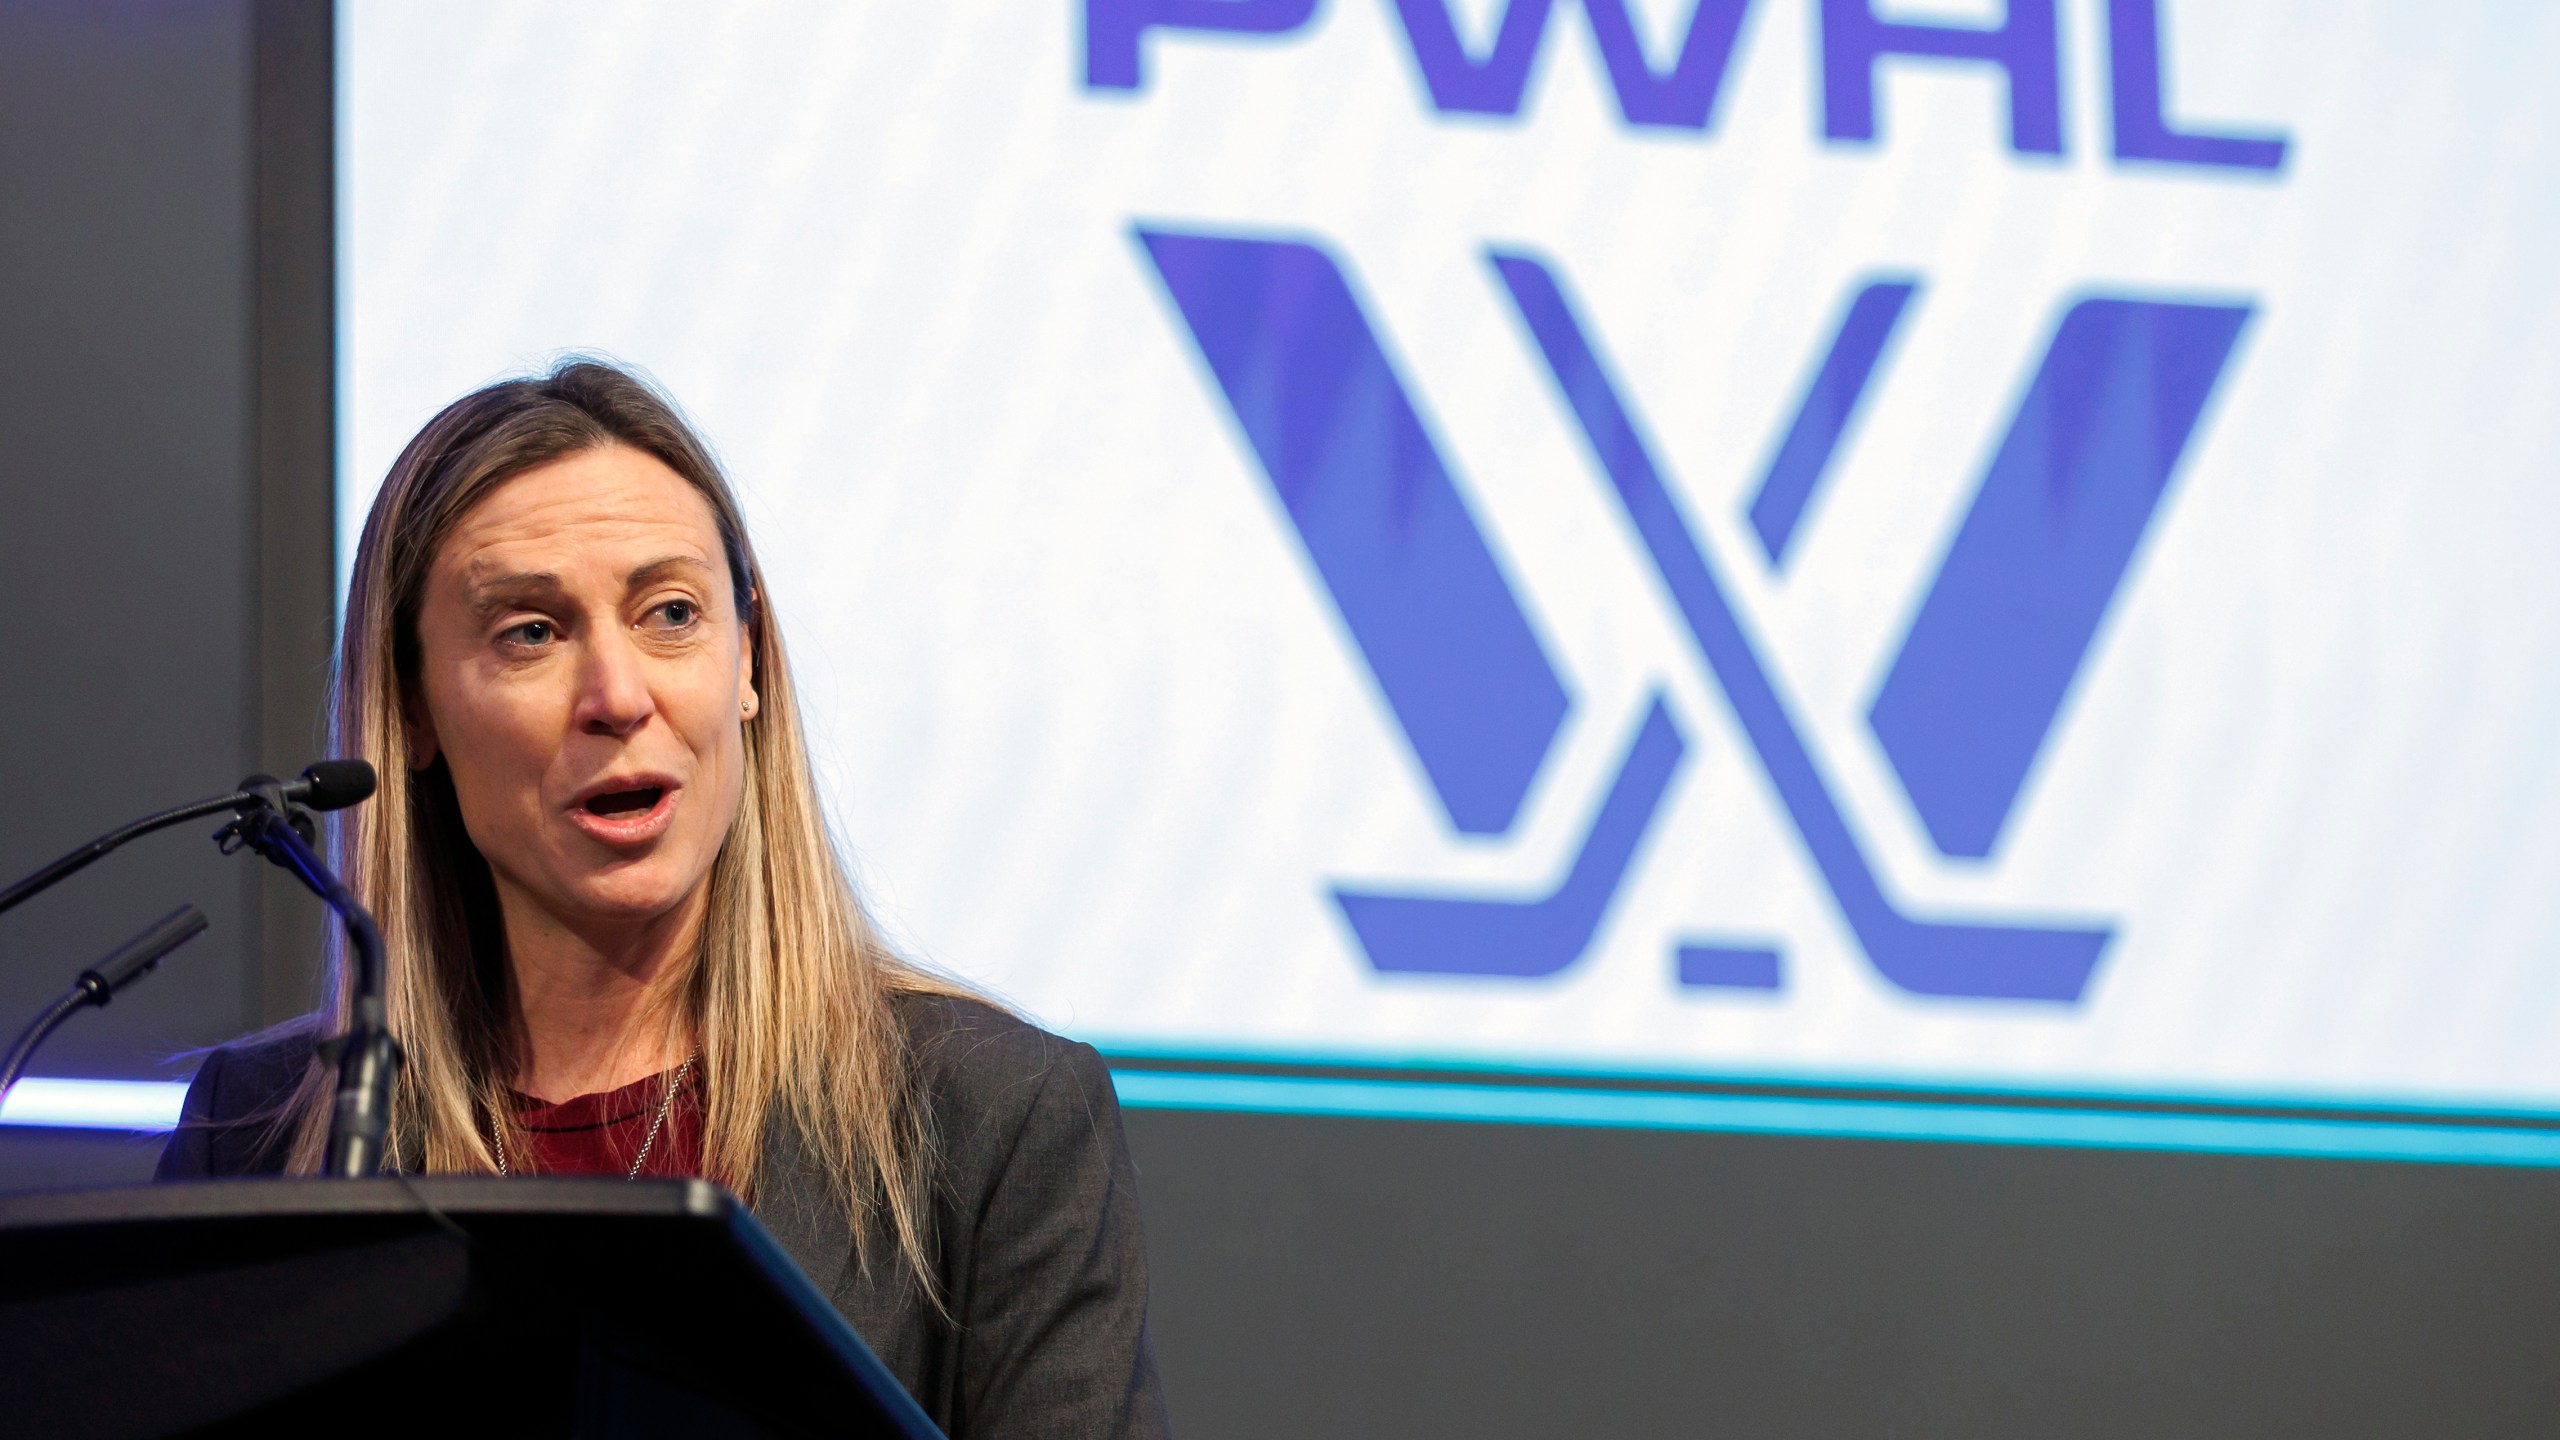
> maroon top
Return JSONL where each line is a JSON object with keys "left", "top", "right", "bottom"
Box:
{"left": 510, "top": 1063, "right": 703, "bottom": 1178}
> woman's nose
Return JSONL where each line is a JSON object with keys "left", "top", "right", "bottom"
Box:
{"left": 572, "top": 630, "right": 657, "bottom": 736}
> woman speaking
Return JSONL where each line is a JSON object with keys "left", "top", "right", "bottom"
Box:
{"left": 158, "top": 361, "right": 1170, "bottom": 1437}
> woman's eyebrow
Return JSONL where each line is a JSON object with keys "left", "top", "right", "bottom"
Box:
{"left": 464, "top": 570, "right": 565, "bottom": 618}
{"left": 624, "top": 555, "right": 714, "bottom": 592}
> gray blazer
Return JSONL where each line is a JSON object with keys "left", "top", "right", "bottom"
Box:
{"left": 156, "top": 994, "right": 1171, "bottom": 1439}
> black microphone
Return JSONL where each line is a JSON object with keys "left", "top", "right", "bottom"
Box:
{"left": 84, "top": 903, "right": 210, "bottom": 1000}
{"left": 0, "top": 905, "right": 210, "bottom": 1103}
{"left": 0, "top": 761, "right": 378, "bottom": 922}
{"left": 286, "top": 759, "right": 376, "bottom": 813}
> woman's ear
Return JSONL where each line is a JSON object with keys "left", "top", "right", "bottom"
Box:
{"left": 402, "top": 691, "right": 442, "bottom": 771}
{"left": 738, "top": 590, "right": 760, "bottom": 721}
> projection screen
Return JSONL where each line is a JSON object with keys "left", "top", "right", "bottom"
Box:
{"left": 338, "top": 1, "right": 2560, "bottom": 1159}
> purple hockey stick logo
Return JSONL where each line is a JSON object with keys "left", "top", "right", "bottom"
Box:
{"left": 1138, "top": 226, "right": 2253, "bottom": 1002}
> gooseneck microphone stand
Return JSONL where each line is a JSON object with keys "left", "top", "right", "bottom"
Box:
{"left": 215, "top": 775, "right": 400, "bottom": 1177}
{"left": 0, "top": 760, "right": 375, "bottom": 922}
{"left": 0, "top": 905, "right": 210, "bottom": 1101}
{"left": 0, "top": 760, "right": 396, "bottom": 1175}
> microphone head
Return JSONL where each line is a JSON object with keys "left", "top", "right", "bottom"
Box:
{"left": 294, "top": 759, "right": 378, "bottom": 812}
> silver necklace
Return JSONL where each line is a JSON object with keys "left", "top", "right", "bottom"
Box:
{"left": 491, "top": 1053, "right": 697, "bottom": 1180}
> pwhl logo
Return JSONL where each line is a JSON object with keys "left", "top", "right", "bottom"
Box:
{"left": 1139, "top": 232, "right": 2254, "bottom": 1003}
{"left": 1088, "top": 0, "right": 2290, "bottom": 174}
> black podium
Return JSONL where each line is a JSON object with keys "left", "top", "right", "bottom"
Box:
{"left": 0, "top": 1177, "right": 944, "bottom": 1439}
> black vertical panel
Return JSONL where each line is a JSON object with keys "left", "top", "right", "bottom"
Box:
{"left": 252, "top": 0, "right": 336, "bottom": 1024}
{"left": 0, "top": 1, "right": 259, "bottom": 1104}
{"left": 1124, "top": 1107, "right": 2560, "bottom": 1439}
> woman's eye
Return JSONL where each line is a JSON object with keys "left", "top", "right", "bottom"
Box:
{"left": 651, "top": 599, "right": 699, "bottom": 628}
{"left": 503, "top": 620, "right": 555, "bottom": 646}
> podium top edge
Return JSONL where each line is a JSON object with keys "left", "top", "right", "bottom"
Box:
{"left": 0, "top": 1175, "right": 740, "bottom": 1231}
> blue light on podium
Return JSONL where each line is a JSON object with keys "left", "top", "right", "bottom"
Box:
{"left": 0, "top": 1078, "right": 186, "bottom": 1131}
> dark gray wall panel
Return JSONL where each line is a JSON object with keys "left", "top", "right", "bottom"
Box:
{"left": 0, "top": 1, "right": 333, "bottom": 1177}
{"left": 251, "top": 0, "right": 338, "bottom": 1021}
{"left": 1124, "top": 1107, "right": 2560, "bottom": 1439}
{"left": 0, "top": 0, "right": 261, "bottom": 1091}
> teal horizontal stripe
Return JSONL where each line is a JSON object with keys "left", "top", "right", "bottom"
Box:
{"left": 1091, "top": 1035, "right": 2560, "bottom": 1124}
{"left": 24, "top": 1070, "right": 2560, "bottom": 1168}
{"left": 1109, "top": 1070, "right": 2560, "bottom": 1168}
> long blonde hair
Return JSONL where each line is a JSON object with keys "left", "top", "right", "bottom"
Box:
{"left": 285, "top": 359, "right": 965, "bottom": 1294}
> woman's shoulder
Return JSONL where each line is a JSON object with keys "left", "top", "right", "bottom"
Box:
{"left": 201, "top": 1023, "right": 323, "bottom": 1096}
{"left": 892, "top": 988, "right": 1086, "bottom": 1070}
{"left": 890, "top": 989, "right": 1109, "bottom": 1096}
{"left": 155, "top": 1022, "right": 322, "bottom": 1180}
{"left": 889, "top": 989, "right": 1123, "bottom": 1164}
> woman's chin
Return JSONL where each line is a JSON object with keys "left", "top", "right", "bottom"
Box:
{"left": 549, "top": 864, "right": 709, "bottom": 931}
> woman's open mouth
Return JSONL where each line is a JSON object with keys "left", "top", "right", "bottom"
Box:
{"left": 569, "top": 781, "right": 678, "bottom": 844}
{"left": 585, "top": 786, "right": 663, "bottom": 818}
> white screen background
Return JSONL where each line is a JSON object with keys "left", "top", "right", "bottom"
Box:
{"left": 340, "top": 2, "right": 2560, "bottom": 1112}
